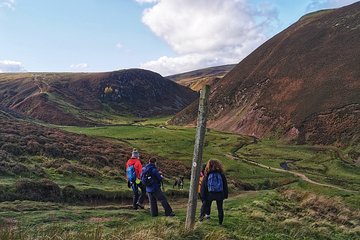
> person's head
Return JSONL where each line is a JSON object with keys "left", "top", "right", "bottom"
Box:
{"left": 149, "top": 157, "right": 157, "bottom": 165}
{"left": 205, "top": 159, "right": 224, "bottom": 175}
{"left": 131, "top": 148, "right": 140, "bottom": 158}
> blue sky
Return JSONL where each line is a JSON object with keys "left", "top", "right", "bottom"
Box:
{"left": 0, "top": 0, "right": 358, "bottom": 75}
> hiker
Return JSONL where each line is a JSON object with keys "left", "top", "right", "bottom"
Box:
{"left": 141, "top": 157, "right": 175, "bottom": 217}
{"left": 198, "top": 163, "right": 210, "bottom": 221}
{"left": 200, "top": 159, "right": 228, "bottom": 225}
{"left": 126, "top": 148, "right": 146, "bottom": 209}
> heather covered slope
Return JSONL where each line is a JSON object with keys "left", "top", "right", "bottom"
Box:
{"left": 0, "top": 69, "right": 198, "bottom": 126}
{"left": 171, "top": 3, "right": 360, "bottom": 145}
{"left": 167, "top": 64, "right": 235, "bottom": 91}
{"left": 0, "top": 110, "right": 188, "bottom": 202}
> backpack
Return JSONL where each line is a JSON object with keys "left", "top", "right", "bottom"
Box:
{"left": 126, "top": 164, "right": 136, "bottom": 183}
{"left": 141, "top": 168, "right": 154, "bottom": 187}
{"left": 207, "top": 172, "right": 223, "bottom": 192}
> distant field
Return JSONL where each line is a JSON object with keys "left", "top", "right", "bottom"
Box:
{"left": 62, "top": 124, "right": 297, "bottom": 189}
{"left": 236, "top": 140, "right": 360, "bottom": 192}
{"left": 62, "top": 122, "right": 360, "bottom": 197}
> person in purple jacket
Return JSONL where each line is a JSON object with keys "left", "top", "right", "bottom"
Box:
{"left": 141, "top": 157, "right": 175, "bottom": 217}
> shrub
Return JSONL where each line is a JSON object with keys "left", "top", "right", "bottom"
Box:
{"left": 62, "top": 185, "right": 83, "bottom": 203}
{"left": 26, "top": 140, "right": 41, "bottom": 155}
{"left": 15, "top": 178, "right": 61, "bottom": 202}
{"left": 42, "top": 158, "right": 71, "bottom": 169}
{"left": 44, "top": 143, "right": 62, "bottom": 158}
{"left": 79, "top": 156, "right": 109, "bottom": 168}
{"left": 1, "top": 143, "right": 23, "bottom": 156}
{"left": 57, "top": 164, "right": 102, "bottom": 178}
{"left": 11, "top": 163, "right": 31, "bottom": 175}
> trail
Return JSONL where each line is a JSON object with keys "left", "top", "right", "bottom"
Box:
{"left": 10, "top": 74, "right": 50, "bottom": 109}
{"left": 226, "top": 153, "right": 358, "bottom": 193}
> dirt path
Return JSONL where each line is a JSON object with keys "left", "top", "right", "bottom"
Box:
{"left": 226, "top": 153, "right": 358, "bottom": 193}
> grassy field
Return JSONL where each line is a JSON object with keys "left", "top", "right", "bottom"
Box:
{"left": 1, "top": 117, "right": 360, "bottom": 239}
{"left": 1, "top": 189, "right": 359, "bottom": 239}
{"left": 236, "top": 140, "right": 360, "bottom": 192}
{"left": 62, "top": 124, "right": 297, "bottom": 189}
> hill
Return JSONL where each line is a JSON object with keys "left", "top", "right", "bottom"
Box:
{"left": 0, "top": 110, "right": 188, "bottom": 202}
{"left": 0, "top": 69, "right": 198, "bottom": 126}
{"left": 167, "top": 64, "right": 235, "bottom": 91}
{"left": 171, "top": 3, "right": 360, "bottom": 146}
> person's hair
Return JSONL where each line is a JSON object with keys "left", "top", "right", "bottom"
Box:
{"left": 149, "top": 157, "right": 157, "bottom": 164}
{"left": 205, "top": 159, "right": 224, "bottom": 175}
{"left": 201, "top": 163, "right": 206, "bottom": 173}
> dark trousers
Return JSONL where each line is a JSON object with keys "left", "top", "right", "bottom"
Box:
{"left": 147, "top": 189, "right": 173, "bottom": 216}
{"left": 132, "top": 182, "right": 146, "bottom": 208}
{"left": 199, "top": 194, "right": 210, "bottom": 217}
{"left": 206, "top": 200, "right": 224, "bottom": 224}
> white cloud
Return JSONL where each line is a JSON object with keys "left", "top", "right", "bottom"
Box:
{"left": 70, "top": 63, "right": 88, "bottom": 70}
{"left": 135, "top": 0, "right": 159, "bottom": 4}
{"left": 138, "top": 0, "right": 278, "bottom": 75}
{"left": 0, "top": 0, "right": 16, "bottom": 10}
{"left": 116, "top": 42, "right": 123, "bottom": 49}
{"left": 306, "top": 0, "right": 358, "bottom": 11}
{"left": 0, "top": 60, "right": 26, "bottom": 72}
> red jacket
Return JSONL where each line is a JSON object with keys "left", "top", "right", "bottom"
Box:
{"left": 125, "top": 157, "right": 142, "bottom": 180}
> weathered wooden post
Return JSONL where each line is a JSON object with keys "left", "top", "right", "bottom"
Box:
{"left": 185, "top": 85, "right": 210, "bottom": 230}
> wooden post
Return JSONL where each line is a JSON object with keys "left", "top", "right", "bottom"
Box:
{"left": 185, "top": 85, "right": 210, "bottom": 230}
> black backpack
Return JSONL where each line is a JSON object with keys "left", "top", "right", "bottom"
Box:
{"left": 141, "top": 168, "right": 154, "bottom": 187}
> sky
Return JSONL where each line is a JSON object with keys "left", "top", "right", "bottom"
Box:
{"left": 0, "top": 0, "right": 358, "bottom": 76}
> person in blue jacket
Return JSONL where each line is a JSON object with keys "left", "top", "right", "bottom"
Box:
{"left": 141, "top": 157, "right": 175, "bottom": 217}
{"left": 200, "top": 159, "right": 228, "bottom": 225}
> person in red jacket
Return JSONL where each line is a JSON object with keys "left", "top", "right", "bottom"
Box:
{"left": 126, "top": 148, "right": 146, "bottom": 209}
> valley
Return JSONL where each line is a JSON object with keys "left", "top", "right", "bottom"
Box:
{"left": 0, "top": 2, "right": 359, "bottom": 239}
{"left": 1, "top": 113, "right": 359, "bottom": 239}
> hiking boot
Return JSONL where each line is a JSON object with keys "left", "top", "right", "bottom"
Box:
{"left": 205, "top": 214, "right": 211, "bottom": 220}
{"left": 136, "top": 203, "right": 144, "bottom": 209}
{"left": 166, "top": 212, "right": 176, "bottom": 217}
{"left": 199, "top": 215, "right": 205, "bottom": 222}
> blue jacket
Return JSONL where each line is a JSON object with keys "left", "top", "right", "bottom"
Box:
{"left": 141, "top": 163, "right": 163, "bottom": 193}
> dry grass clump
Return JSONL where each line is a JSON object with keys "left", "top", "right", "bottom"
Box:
{"left": 280, "top": 189, "right": 360, "bottom": 229}
{"left": 280, "top": 218, "right": 302, "bottom": 227}
{"left": 250, "top": 210, "right": 269, "bottom": 222}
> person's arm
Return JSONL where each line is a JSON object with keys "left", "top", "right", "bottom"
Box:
{"left": 152, "top": 167, "right": 163, "bottom": 181}
{"left": 135, "top": 161, "right": 142, "bottom": 179}
{"left": 222, "top": 174, "right": 228, "bottom": 199}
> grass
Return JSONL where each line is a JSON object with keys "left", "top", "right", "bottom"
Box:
{"left": 62, "top": 124, "right": 297, "bottom": 189}
{"left": 1, "top": 190, "right": 359, "bottom": 239}
{"left": 62, "top": 124, "right": 247, "bottom": 164}
{"left": 236, "top": 140, "right": 360, "bottom": 192}
{"left": 1, "top": 116, "right": 360, "bottom": 239}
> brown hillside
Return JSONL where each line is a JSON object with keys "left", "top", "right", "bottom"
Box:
{"left": 0, "top": 69, "right": 198, "bottom": 126}
{"left": 167, "top": 64, "right": 235, "bottom": 91}
{"left": 171, "top": 3, "right": 360, "bottom": 146}
{"left": 0, "top": 109, "right": 188, "bottom": 178}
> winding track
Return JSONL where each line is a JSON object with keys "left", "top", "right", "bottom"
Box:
{"left": 226, "top": 153, "right": 358, "bottom": 193}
